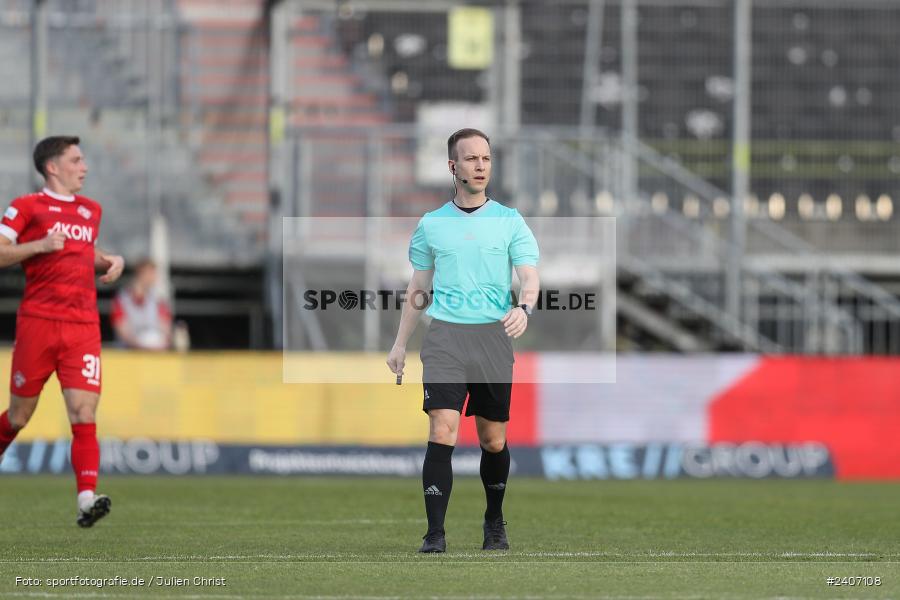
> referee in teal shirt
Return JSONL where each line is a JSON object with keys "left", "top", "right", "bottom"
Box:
{"left": 387, "top": 128, "right": 540, "bottom": 553}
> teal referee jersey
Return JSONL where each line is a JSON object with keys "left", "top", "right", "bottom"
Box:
{"left": 408, "top": 199, "right": 539, "bottom": 324}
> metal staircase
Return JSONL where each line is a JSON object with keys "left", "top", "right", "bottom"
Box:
{"left": 632, "top": 140, "right": 900, "bottom": 353}
{"left": 528, "top": 130, "right": 872, "bottom": 353}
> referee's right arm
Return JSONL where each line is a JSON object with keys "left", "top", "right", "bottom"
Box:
{"left": 387, "top": 268, "right": 433, "bottom": 376}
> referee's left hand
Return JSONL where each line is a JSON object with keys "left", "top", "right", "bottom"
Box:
{"left": 501, "top": 307, "right": 528, "bottom": 338}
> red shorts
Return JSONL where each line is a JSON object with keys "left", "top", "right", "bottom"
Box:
{"left": 10, "top": 315, "right": 102, "bottom": 396}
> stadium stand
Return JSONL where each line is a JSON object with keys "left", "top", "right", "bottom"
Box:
{"left": 180, "top": 1, "right": 441, "bottom": 220}
{"left": 4, "top": 0, "right": 900, "bottom": 351}
{"left": 4, "top": 1, "right": 900, "bottom": 244}
{"left": 343, "top": 2, "right": 900, "bottom": 240}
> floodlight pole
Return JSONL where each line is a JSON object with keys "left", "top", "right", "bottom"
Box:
{"left": 728, "top": 0, "right": 752, "bottom": 326}
{"left": 363, "top": 134, "right": 384, "bottom": 352}
{"left": 581, "top": 0, "right": 610, "bottom": 350}
{"left": 620, "top": 0, "right": 638, "bottom": 259}
{"left": 501, "top": 0, "right": 521, "bottom": 197}
{"left": 147, "top": 1, "right": 172, "bottom": 302}
{"left": 266, "top": 0, "right": 290, "bottom": 349}
{"left": 29, "top": 0, "right": 48, "bottom": 190}
{"left": 579, "top": 0, "right": 604, "bottom": 136}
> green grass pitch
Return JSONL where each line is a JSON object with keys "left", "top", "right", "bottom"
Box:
{"left": 1, "top": 476, "right": 898, "bottom": 598}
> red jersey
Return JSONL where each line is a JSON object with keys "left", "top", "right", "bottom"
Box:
{"left": 0, "top": 188, "right": 103, "bottom": 323}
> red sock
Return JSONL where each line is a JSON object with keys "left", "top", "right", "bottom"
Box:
{"left": 71, "top": 423, "right": 99, "bottom": 493}
{"left": 0, "top": 411, "right": 19, "bottom": 455}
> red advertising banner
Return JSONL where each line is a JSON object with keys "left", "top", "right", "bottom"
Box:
{"left": 456, "top": 352, "right": 539, "bottom": 446}
{"left": 709, "top": 357, "right": 900, "bottom": 479}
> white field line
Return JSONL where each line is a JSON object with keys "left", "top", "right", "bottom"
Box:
{"left": 0, "top": 551, "right": 890, "bottom": 563}
{"left": 5, "top": 518, "right": 424, "bottom": 530}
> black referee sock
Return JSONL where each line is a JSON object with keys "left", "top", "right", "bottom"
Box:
{"left": 480, "top": 442, "right": 510, "bottom": 522}
{"left": 422, "top": 441, "right": 454, "bottom": 534}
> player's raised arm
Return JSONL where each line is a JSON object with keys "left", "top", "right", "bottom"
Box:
{"left": 0, "top": 230, "right": 66, "bottom": 268}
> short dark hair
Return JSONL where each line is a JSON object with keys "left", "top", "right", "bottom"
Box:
{"left": 33, "top": 136, "right": 80, "bottom": 178}
{"left": 447, "top": 128, "right": 490, "bottom": 161}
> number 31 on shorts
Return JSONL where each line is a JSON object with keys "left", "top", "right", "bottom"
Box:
{"left": 82, "top": 353, "right": 101, "bottom": 385}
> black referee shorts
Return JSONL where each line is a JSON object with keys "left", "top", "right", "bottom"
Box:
{"left": 420, "top": 318, "right": 514, "bottom": 422}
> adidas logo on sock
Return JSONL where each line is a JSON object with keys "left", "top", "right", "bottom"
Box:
{"left": 424, "top": 485, "right": 442, "bottom": 496}
{"left": 486, "top": 482, "right": 506, "bottom": 491}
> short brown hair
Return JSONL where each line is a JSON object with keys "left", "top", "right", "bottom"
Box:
{"left": 133, "top": 258, "right": 157, "bottom": 273}
{"left": 447, "top": 128, "right": 490, "bottom": 161}
{"left": 33, "top": 136, "right": 80, "bottom": 178}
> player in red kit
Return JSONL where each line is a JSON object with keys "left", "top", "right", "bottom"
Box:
{"left": 0, "top": 136, "right": 124, "bottom": 527}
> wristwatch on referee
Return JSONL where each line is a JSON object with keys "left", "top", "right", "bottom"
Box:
{"left": 518, "top": 303, "right": 532, "bottom": 317}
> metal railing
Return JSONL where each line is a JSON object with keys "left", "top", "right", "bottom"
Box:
{"left": 285, "top": 125, "right": 886, "bottom": 353}
{"left": 537, "top": 132, "right": 862, "bottom": 353}
{"left": 627, "top": 138, "right": 897, "bottom": 353}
